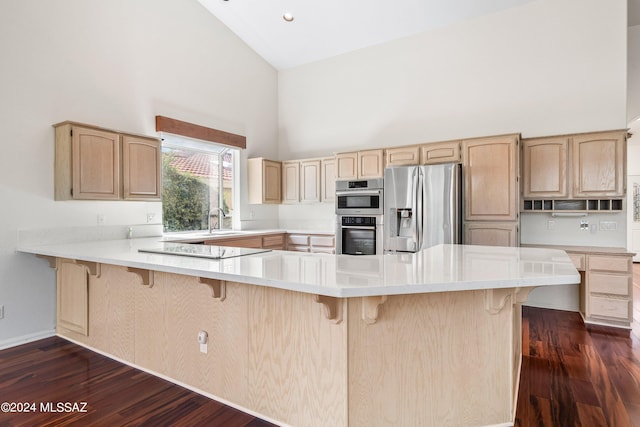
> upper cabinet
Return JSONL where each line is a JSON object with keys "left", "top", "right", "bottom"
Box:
{"left": 572, "top": 131, "right": 625, "bottom": 198}
{"left": 420, "top": 141, "right": 461, "bottom": 165}
{"left": 122, "top": 135, "right": 161, "bottom": 200}
{"left": 521, "top": 130, "right": 627, "bottom": 212}
{"left": 300, "top": 159, "right": 321, "bottom": 203}
{"left": 54, "top": 122, "right": 161, "bottom": 201}
{"left": 385, "top": 145, "right": 420, "bottom": 167}
{"left": 462, "top": 135, "right": 519, "bottom": 222}
{"left": 320, "top": 157, "right": 336, "bottom": 203}
{"left": 336, "top": 149, "right": 384, "bottom": 180}
{"left": 282, "top": 161, "right": 301, "bottom": 204}
{"left": 247, "top": 158, "right": 281, "bottom": 204}
{"left": 522, "top": 137, "right": 568, "bottom": 199}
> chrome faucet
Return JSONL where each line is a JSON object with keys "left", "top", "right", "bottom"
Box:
{"left": 209, "top": 207, "right": 227, "bottom": 233}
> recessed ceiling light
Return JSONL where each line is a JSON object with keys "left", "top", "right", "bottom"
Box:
{"left": 283, "top": 12, "right": 294, "bottom": 22}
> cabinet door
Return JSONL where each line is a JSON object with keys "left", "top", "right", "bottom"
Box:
{"left": 336, "top": 152, "right": 357, "bottom": 180}
{"left": 462, "top": 135, "right": 518, "bottom": 221}
{"left": 247, "top": 158, "right": 281, "bottom": 204}
{"left": 321, "top": 157, "right": 336, "bottom": 203}
{"left": 122, "top": 135, "right": 161, "bottom": 200}
{"left": 358, "top": 149, "right": 384, "bottom": 178}
{"left": 205, "top": 236, "right": 263, "bottom": 248}
{"left": 572, "top": 131, "right": 625, "bottom": 197}
{"left": 282, "top": 161, "right": 300, "bottom": 204}
{"left": 300, "top": 159, "right": 321, "bottom": 203}
{"left": 385, "top": 146, "right": 420, "bottom": 167}
{"left": 522, "top": 137, "right": 568, "bottom": 198}
{"left": 57, "top": 259, "right": 89, "bottom": 335}
{"left": 420, "top": 141, "right": 461, "bottom": 165}
{"left": 464, "top": 222, "right": 518, "bottom": 247}
{"left": 72, "top": 126, "right": 120, "bottom": 200}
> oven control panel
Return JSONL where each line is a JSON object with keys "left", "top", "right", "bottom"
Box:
{"left": 341, "top": 216, "right": 377, "bottom": 226}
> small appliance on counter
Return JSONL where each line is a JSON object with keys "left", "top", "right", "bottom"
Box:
{"left": 384, "top": 163, "right": 461, "bottom": 253}
{"left": 335, "top": 178, "right": 384, "bottom": 255}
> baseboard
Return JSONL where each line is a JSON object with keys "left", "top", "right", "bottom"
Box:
{"left": 0, "top": 329, "right": 56, "bottom": 350}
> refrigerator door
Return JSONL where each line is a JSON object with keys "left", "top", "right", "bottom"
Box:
{"left": 418, "top": 163, "right": 461, "bottom": 250}
{"left": 384, "top": 166, "right": 419, "bottom": 252}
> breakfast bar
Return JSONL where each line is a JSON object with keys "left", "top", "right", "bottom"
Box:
{"left": 19, "top": 239, "right": 580, "bottom": 426}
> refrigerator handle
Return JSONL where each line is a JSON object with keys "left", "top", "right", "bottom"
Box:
{"left": 416, "top": 168, "right": 423, "bottom": 251}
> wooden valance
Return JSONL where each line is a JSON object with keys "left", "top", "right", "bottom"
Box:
{"left": 155, "top": 115, "right": 246, "bottom": 149}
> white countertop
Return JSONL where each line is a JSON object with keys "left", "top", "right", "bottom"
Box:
{"left": 17, "top": 238, "right": 580, "bottom": 298}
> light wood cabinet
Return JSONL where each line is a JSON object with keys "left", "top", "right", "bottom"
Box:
{"left": 521, "top": 137, "right": 568, "bottom": 198}
{"left": 462, "top": 134, "right": 519, "bottom": 247}
{"left": 300, "top": 159, "right": 321, "bottom": 203}
{"left": 336, "top": 149, "right": 384, "bottom": 179}
{"left": 463, "top": 222, "right": 518, "bottom": 247}
{"left": 420, "top": 141, "right": 461, "bottom": 165}
{"left": 122, "top": 135, "right": 162, "bottom": 200}
{"left": 56, "top": 258, "right": 89, "bottom": 335}
{"left": 247, "top": 158, "right": 282, "bottom": 204}
{"left": 572, "top": 131, "right": 625, "bottom": 197}
{"left": 462, "top": 135, "right": 519, "bottom": 222}
{"left": 521, "top": 130, "right": 626, "bottom": 209}
{"left": 321, "top": 157, "right": 336, "bottom": 203}
{"left": 385, "top": 145, "right": 420, "bottom": 167}
{"left": 287, "top": 233, "right": 335, "bottom": 254}
{"left": 584, "top": 253, "right": 633, "bottom": 327}
{"left": 204, "top": 233, "right": 287, "bottom": 250}
{"left": 282, "top": 161, "right": 300, "bottom": 204}
{"left": 54, "top": 121, "right": 161, "bottom": 201}
{"left": 336, "top": 152, "right": 357, "bottom": 180}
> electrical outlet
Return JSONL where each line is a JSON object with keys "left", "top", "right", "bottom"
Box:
{"left": 547, "top": 220, "right": 555, "bottom": 230}
{"left": 97, "top": 214, "right": 105, "bottom": 225}
{"left": 146, "top": 213, "right": 155, "bottom": 223}
{"left": 0, "top": 305, "right": 4, "bottom": 319}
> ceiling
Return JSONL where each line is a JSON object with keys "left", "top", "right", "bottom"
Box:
{"left": 199, "top": 0, "right": 640, "bottom": 70}
{"left": 198, "top": 0, "right": 539, "bottom": 70}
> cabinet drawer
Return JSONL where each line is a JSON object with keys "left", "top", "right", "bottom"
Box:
{"left": 588, "top": 272, "right": 631, "bottom": 296}
{"left": 312, "top": 247, "right": 335, "bottom": 254}
{"left": 287, "top": 235, "right": 310, "bottom": 246}
{"left": 310, "top": 235, "right": 335, "bottom": 247}
{"left": 263, "top": 234, "right": 285, "bottom": 248}
{"left": 588, "top": 255, "right": 631, "bottom": 273}
{"left": 567, "top": 254, "right": 585, "bottom": 271}
{"left": 288, "top": 245, "right": 310, "bottom": 252}
{"left": 588, "top": 295, "right": 631, "bottom": 321}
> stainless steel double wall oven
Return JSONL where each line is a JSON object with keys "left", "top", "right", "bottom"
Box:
{"left": 335, "top": 178, "right": 384, "bottom": 255}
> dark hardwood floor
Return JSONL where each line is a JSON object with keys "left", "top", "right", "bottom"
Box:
{"left": 0, "top": 338, "right": 276, "bottom": 427}
{"left": 515, "top": 305, "right": 640, "bottom": 427}
{"left": 2, "top": 296, "right": 640, "bottom": 426}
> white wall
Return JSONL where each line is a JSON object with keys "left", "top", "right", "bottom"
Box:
{"left": 629, "top": 25, "right": 640, "bottom": 123}
{"left": 0, "top": 0, "right": 278, "bottom": 347}
{"left": 278, "top": 0, "right": 627, "bottom": 159}
{"left": 277, "top": 0, "right": 627, "bottom": 311}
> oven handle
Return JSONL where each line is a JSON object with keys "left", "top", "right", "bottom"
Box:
{"left": 335, "top": 190, "right": 382, "bottom": 197}
{"left": 340, "top": 225, "right": 377, "bottom": 230}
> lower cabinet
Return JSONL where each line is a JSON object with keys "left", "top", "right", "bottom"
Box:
{"left": 463, "top": 222, "right": 518, "bottom": 247}
{"left": 204, "top": 233, "right": 286, "bottom": 250}
{"left": 57, "top": 258, "right": 89, "bottom": 336}
{"left": 287, "top": 233, "right": 336, "bottom": 254}
{"left": 583, "top": 254, "right": 633, "bottom": 327}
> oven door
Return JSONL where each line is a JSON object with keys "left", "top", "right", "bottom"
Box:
{"left": 335, "top": 189, "right": 383, "bottom": 215}
{"left": 340, "top": 225, "right": 377, "bottom": 255}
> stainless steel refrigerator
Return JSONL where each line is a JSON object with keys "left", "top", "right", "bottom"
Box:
{"left": 383, "top": 163, "right": 461, "bottom": 252}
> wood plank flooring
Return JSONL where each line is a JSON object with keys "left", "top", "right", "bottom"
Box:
{"left": 0, "top": 338, "right": 276, "bottom": 427}
{"left": 515, "top": 305, "right": 640, "bottom": 427}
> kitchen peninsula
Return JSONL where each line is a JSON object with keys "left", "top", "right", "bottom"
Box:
{"left": 18, "top": 238, "right": 580, "bottom": 426}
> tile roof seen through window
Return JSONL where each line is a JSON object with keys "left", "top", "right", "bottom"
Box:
{"left": 168, "top": 151, "right": 232, "bottom": 181}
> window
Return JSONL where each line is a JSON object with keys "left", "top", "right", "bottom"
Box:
{"left": 161, "top": 134, "right": 238, "bottom": 232}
